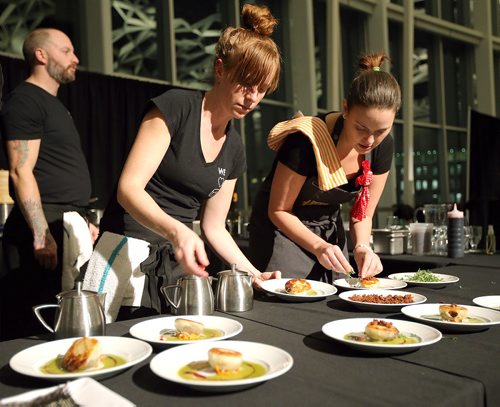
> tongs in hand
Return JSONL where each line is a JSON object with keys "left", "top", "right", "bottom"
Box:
{"left": 345, "top": 268, "right": 361, "bottom": 288}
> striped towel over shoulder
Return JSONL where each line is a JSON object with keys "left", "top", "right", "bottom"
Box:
{"left": 267, "top": 115, "right": 347, "bottom": 191}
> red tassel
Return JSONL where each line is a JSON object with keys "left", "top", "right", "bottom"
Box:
{"left": 351, "top": 160, "right": 373, "bottom": 221}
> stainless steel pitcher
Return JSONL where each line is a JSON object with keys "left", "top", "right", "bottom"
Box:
{"left": 160, "top": 275, "right": 214, "bottom": 315}
{"left": 215, "top": 264, "right": 253, "bottom": 312}
{"left": 33, "top": 282, "right": 106, "bottom": 339}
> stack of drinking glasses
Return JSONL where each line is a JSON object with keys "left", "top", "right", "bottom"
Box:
{"left": 414, "top": 204, "right": 449, "bottom": 256}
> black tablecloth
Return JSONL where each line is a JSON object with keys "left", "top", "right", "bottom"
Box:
{"left": 0, "top": 256, "right": 499, "bottom": 406}
{"left": 378, "top": 253, "right": 500, "bottom": 272}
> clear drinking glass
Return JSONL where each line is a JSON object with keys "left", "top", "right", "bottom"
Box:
{"left": 386, "top": 215, "right": 400, "bottom": 230}
{"left": 469, "top": 225, "right": 483, "bottom": 253}
{"left": 463, "top": 225, "right": 471, "bottom": 253}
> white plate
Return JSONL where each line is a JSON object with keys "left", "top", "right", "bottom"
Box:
{"left": 472, "top": 295, "right": 500, "bottom": 311}
{"left": 322, "top": 318, "right": 441, "bottom": 354}
{"left": 338, "top": 289, "right": 427, "bottom": 312}
{"left": 401, "top": 303, "right": 500, "bottom": 332}
{"left": 259, "top": 278, "right": 337, "bottom": 302}
{"left": 333, "top": 277, "right": 407, "bottom": 290}
{"left": 387, "top": 272, "right": 459, "bottom": 288}
{"left": 129, "top": 315, "right": 243, "bottom": 345}
{"left": 9, "top": 336, "right": 152, "bottom": 381}
{"left": 149, "top": 340, "right": 293, "bottom": 392}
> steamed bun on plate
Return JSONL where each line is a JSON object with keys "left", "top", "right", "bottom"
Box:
{"left": 439, "top": 304, "right": 468, "bottom": 322}
{"left": 208, "top": 347, "right": 243, "bottom": 374}
{"left": 175, "top": 318, "right": 204, "bottom": 334}
{"left": 360, "top": 277, "right": 380, "bottom": 288}
{"left": 285, "top": 278, "right": 311, "bottom": 294}
{"left": 364, "top": 319, "right": 399, "bottom": 341}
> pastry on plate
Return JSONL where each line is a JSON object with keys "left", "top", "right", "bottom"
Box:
{"left": 360, "top": 277, "right": 380, "bottom": 288}
{"left": 285, "top": 278, "right": 312, "bottom": 294}
{"left": 208, "top": 347, "right": 243, "bottom": 374}
{"left": 439, "top": 304, "right": 468, "bottom": 322}
{"left": 61, "top": 337, "right": 101, "bottom": 372}
{"left": 175, "top": 318, "right": 204, "bottom": 335}
{"left": 364, "top": 319, "right": 399, "bottom": 341}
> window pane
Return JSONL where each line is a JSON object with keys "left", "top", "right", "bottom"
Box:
{"left": 414, "top": 1, "right": 438, "bottom": 18}
{"left": 0, "top": 0, "right": 85, "bottom": 61}
{"left": 245, "top": 104, "right": 292, "bottom": 208}
{"left": 414, "top": 32, "right": 436, "bottom": 123}
{"left": 340, "top": 7, "right": 366, "bottom": 98}
{"left": 389, "top": 22, "right": 403, "bottom": 120}
{"left": 493, "top": 0, "right": 500, "bottom": 36}
{"left": 414, "top": 127, "right": 440, "bottom": 206}
{"left": 441, "top": 0, "right": 471, "bottom": 26}
{"left": 174, "top": 0, "right": 222, "bottom": 87}
{"left": 447, "top": 130, "right": 467, "bottom": 204}
{"left": 443, "top": 39, "right": 469, "bottom": 127}
{"left": 496, "top": 52, "right": 500, "bottom": 115}
{"left": 112, "top": 0, "right": 159, "bottom": 79}
{"left": 313, "top": 0, "right": 327, "bottom": 109}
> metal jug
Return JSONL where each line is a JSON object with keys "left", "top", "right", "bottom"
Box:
{"left": 215, "top": 264, "right": 253, "bottom": 312}
{"left": 160, "top": 275, "right": 214, "bottom": 315}
{"left": 33, "top": 282, "right": 106, "bottom": 339}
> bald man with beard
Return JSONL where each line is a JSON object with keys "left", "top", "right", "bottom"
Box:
{"left": 0, "top": 28, "right": 96, "bottom": 339}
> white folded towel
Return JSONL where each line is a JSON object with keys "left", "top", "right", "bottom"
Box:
{"left": 0, "top": 377, "right": 135, "bottom": 406}
{"left": 62, "top": 211, "right": 93, "bottom": 291}
{"left": 82, "top": 231, "right": 150, "bottom": 323}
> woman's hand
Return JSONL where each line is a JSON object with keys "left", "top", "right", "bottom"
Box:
{"left": 353, "top": 245, "right": 382, "bottom": 278}
{"left": 313, "top": 242, "right": 352, "bottom": 275}
{"left": 252, "top": 270, "right": 281, "bottom": 288}
{"left": 171, "top": 224, "right": 210, "bottom": 277}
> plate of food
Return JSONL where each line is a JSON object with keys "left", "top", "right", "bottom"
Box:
{"left": 333, "top": 276, "right": 407, "bottom": 290}
{"left": 401, "top": 303, "right": 500, "bottom": 332}
{"left": 472, "top": 295, "right": 500, "bottom": 311}
{"left": 9, "top": 336, "right": 152, "bottom": 381}
{"left": 387, "top": 269, "right": 459, "bottom": 288}
{"left": 149, "top": 340, "right": 293, "bottom": 392}
{"left": 129, "top": 316, "right": 243, "bottom": 346}
{"left": 338, "top": 289, "right": 427, "bottom": 312}
{"left": 259, "top": 278, "right": 337, "bottom": 302}
{"left": 321, "top": 318, "right": 441, "bottom": 354}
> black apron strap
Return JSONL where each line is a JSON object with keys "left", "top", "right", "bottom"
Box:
{"left": 139, "top": 241, "right": 184, "bottom": 314}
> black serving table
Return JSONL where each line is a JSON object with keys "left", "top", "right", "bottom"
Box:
{"left": 0, "top": 255, "right": 499, "bottom": 406}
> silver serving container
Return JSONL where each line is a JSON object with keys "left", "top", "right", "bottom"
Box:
{"left": 372, "top": 229, "right": 409, "bottom": 255}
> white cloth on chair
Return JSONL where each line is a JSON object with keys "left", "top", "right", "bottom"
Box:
{"left": 62, "top": 211, "right": 93, "bottom": 291}
{"left": 82, "top": 231, "right": 150, "bottom": 323}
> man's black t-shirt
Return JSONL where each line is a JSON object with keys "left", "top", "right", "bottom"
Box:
{"left": 0, "top": 82, "right": 91, "bottom": 206}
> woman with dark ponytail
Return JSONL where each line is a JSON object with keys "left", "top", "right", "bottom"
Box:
{"left": 248, "top": 52, "right": 401, "bottom": 282}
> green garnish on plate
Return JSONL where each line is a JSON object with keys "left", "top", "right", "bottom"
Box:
{"left": 407, "top": 269, "right": 442, "bottom": 282}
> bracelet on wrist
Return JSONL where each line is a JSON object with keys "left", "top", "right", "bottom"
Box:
{"left": 353, "top": 243, "right": 373, "bottom": 253}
